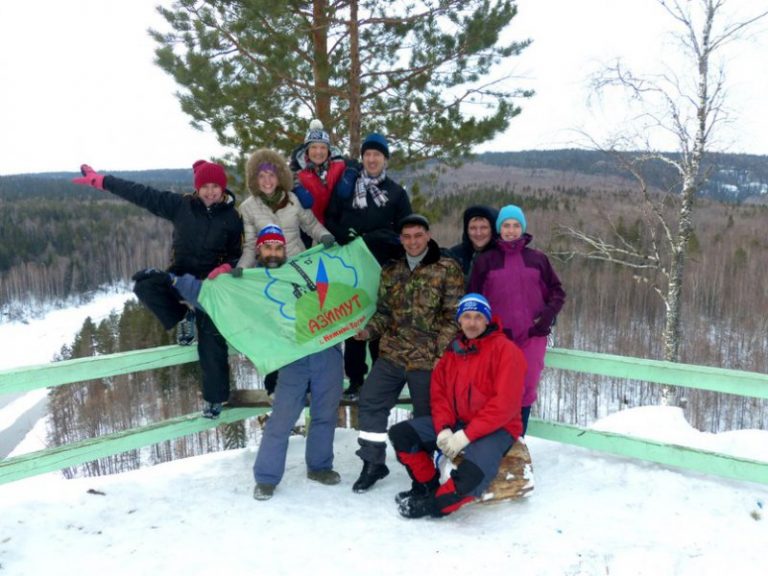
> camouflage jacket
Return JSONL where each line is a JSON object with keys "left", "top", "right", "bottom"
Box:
{"left": 367, "top": 239, "right": 464, "bottom": 370}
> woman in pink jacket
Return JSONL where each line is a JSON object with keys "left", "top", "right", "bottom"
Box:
{"left": 468, "top": 205, "right": 566, "bottom": 434}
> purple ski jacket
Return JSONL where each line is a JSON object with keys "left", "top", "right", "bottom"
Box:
{"left": 468, "top": 234, "right": 565, "bottom": 345}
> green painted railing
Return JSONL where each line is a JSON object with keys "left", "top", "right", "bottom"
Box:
{"left": 1, "top": 346, "right": 767, "bottom": 486}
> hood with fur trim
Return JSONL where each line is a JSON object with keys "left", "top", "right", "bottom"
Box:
{"left": 246, "top": 148, "right": 294, "bottom": 200}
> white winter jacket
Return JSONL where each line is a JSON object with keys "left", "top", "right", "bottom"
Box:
{"left": 237, "top": 191, "right": 330, "bottom": 266}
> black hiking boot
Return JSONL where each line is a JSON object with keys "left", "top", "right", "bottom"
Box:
{"left": 398, "top": 493, "right": 441, "bottom": 519}
{"left": 394, "top": 475, "right": 440, "bottom": 505}
{"left": 202, "top": 401, "right": 223, "bottom": 419}
{"left": 253, "top": 483, "right": 275, "bottom": 501}
{"left": 342, "top": 381, "right": 362, "bottom": 401}
{"left": 131, "top": 267, "right": 168, "bottom": 284}
{"left": 307, "top": 469, "right": 341, "bottom": 485}
{"left": 352, "top": 462, "right": 389, "bottom": 493}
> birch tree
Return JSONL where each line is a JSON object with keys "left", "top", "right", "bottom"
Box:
{"left": 561, "top": 0, "right": 767, "bottom": 402}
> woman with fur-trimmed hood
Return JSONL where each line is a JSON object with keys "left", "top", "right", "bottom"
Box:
{"left": 238, "top": 148, "right": 334, "bottom": 267}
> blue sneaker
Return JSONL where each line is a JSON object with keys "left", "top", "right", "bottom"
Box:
{"left": 177, "top": 310, "right": 196, "bottom": 345}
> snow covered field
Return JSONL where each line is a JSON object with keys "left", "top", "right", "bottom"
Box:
{"left": 1, "top": 420, "right": 767, "bottom": 576}
{"left": 0, "top": 287, "right": 137, "bottom": 458}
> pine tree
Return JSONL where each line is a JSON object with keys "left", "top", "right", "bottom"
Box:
{"left": 150, "top": 0, "right": 532, "bottom": 166}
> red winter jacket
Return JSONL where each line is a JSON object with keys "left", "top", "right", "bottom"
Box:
{"left": 430, "top": 319, "right": 527, "bottom": 441}
{"left": 297, "top": 160, "right": 346, "bottom": 224}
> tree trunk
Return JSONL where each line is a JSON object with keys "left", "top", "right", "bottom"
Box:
{"left": 311, "top": 0, "right": 331, "bottom": 128}
{"left": 347, "top": 0, "right": 361, "bottom": 157}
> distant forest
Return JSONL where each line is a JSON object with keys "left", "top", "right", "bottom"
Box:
{"left": 474, "top": 150, "right": 768, "bottom": 203}
{"left": 3, "top": 150, "right": 767, "bottom": 477}
{"left": 0, "top": 172, "right": 190, "bottom": 314}
{"left": 2, "top": 149, "right": 766, "bottom": 312}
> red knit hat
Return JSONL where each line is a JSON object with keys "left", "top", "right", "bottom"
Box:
{"left": 192, "top": 160, "right": 228, "bottom": 190}
{"left": 257, "top": 224, "right": 286, "bottom": 246}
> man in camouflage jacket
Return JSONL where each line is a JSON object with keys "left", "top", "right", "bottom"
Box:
{"left": 351, "top": 214, "right": 464, "bottom": 493}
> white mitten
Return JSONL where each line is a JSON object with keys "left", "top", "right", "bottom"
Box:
{"left": 436, "top": 429, "right": 454, "bottom": 453}
{"left": 444, "top": 430, "right": 470, "bottom": 459}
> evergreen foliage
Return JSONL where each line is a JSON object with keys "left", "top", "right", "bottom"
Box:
{"left": 150, "top": 0, "right": 533, "bottom": 166}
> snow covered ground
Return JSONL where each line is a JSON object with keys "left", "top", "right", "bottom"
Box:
{"left": 1, "top": 420, "right": 767, "bottom": 576}
{"left": 0, "top": 286, "right": 136, "bottom": 371}
{"left": 1, "top": 291, "right": 767, "bottom": 576}
{"left": 0, "top": 287, "right": 137, "bottom": 458}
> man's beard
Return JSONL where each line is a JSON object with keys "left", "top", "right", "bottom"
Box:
{"left": 260, "top": 256, "right": 286, "bottom": 269}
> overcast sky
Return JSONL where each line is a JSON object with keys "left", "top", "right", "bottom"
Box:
{"left": 1, "top": 0, "right": 767, "bottom": 175}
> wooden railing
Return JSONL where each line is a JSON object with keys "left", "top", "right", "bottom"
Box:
{"left": 1, "top": 346, "right": 767, "bottom": 486}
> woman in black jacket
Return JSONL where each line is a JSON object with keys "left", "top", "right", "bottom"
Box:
{"left": 73, "top": 161, "right": 243, "bottom": 418}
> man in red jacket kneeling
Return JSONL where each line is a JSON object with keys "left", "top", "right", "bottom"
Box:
{"left": 388, "top": 293, "right": 527, "bottom": 519}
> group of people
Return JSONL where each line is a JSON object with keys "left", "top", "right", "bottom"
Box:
{"left": 72, "top": 121, "right": 565, "bottom": 519}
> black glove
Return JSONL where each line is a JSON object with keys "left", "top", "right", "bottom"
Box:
{"left": 528, "top": 307, "right": 556, "bottom": 337}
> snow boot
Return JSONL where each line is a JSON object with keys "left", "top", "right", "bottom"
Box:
{"left": 352, "top": 461, "right": 389, "bottom": 493}
{"left": 397, "top": 493, "right": 441, "bottom": 519}
{"left": 131, "top": 267, "right": 168, "bottom": 284}
{"left": 253, "top": 483, "right": 275, "bottom": 501}
{"left": 202, "top": 401, "right": 223, "bottom": 419}
{"left": 342, "top": 380, "right": 362, "bottom": 401}
{"left": 394, "top": 475, "right": 440, "bottom": 505}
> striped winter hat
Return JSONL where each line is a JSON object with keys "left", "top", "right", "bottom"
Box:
{"left": 257, "top": 224, "right": 286, "bottom": 246}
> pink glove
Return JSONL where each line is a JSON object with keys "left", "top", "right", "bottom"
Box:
{"left": 207, "top": 263, "right": 232, "bottom": 280}
{"left": 72, "top": 164, "right": 105, "bottom": 190}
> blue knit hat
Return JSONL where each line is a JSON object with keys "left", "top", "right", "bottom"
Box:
{"left": 456, "top": 293, "right": 492, "bottom": 323}
{"left": 496, "top": 204, "right": 527, "bottom": 234}
{"left": 361, "top": 133, "right": 390, "bottom": 159}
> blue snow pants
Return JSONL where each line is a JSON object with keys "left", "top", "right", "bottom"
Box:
{"left": 253, "top": 345, "right": 344, "bottom": 485}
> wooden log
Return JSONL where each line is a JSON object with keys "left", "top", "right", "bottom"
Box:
{"left": 228, "top": 389, "right": 273, "bottom": 407}
{"left": 453, "top": 439, "right": 535, "bottom": 503}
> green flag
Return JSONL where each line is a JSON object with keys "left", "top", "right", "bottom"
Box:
{"left": 198, "top": 238, "right": 381, "bottom": 374}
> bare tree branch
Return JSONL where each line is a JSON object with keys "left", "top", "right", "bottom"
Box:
{"left": 573, "top": 0, "right": 767, "bottom": 376}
